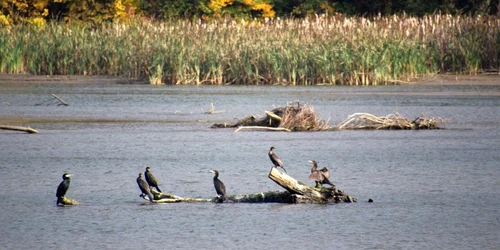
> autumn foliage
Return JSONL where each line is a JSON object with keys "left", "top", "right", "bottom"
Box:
{"left": 1, "top": 0, "right": 497, "bottom": 26}
{"left": 0, "top": 0, "right": 276, "bottom": 25}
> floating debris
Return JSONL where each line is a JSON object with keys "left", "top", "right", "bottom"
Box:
{"left": 212, "top": 102, "right": 444, "bottom": 131}
{"left": 336, "top": 113, "right": 443, "bottom": 130}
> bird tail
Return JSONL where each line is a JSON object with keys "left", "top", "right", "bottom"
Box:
{"left": 147, "top": 193, "right": 154, "bottom": 202}
{"left": 280, "top": 166, "right": 287, "bottom": 173}
{"left": 324, "top": 178, "right": 335, "bottom": 187}
{"left": 156, "top": 187, "right": 162, "bottom": 193}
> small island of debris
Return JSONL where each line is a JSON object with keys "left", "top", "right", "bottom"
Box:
{"left": 212, "top": 101, "right": 444, "bottom": 131}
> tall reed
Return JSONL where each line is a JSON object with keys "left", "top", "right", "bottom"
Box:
{"left": 0, "top": 14, "right": 497, "bottom": 85}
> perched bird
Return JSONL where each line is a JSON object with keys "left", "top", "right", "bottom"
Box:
{"left": 308, "top": 160, "right": 321, "bottom": 184}
{"left": 145, "top": 166, "right": 161, "bottom": 193}
{"left": 319, "top": 166, "right": 330, "bottom": 180}
{"left": 137, "top": 173, "right": 153, "bottom": 202}
{"left": 269, "top": 146, "right": 287, "bottom": 172}
{"left": 209, "top": 169, "right": 226, "bottom": 201}
{"left": 56, "top": 173, "right": 72, "bottom": 205}
{"left": 308, "top": 160, "right": 335, "bottom": 187}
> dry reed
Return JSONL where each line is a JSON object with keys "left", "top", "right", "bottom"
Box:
{"left": 278, "top": 102, "right": 330, "bottom": 131}
{"left": 336, "top": 113, "right": 443, "bottom": 130}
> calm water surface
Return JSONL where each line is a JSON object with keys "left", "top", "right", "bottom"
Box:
{"left": 1, "top": 81, "right": 499, "bottom": 249}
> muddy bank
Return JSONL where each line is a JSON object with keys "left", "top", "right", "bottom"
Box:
{"left": 0, "top": 74, "right": 135, "bottom": 84}
{"left": 414, "top": 74, "right": 500, "bottom": 86}
{"left": 0, "top": 73, "right": 498, "bottom": 85}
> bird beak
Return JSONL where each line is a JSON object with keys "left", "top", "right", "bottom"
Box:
{"left": 308, "top": 160, "right": 314, "bottom": 164}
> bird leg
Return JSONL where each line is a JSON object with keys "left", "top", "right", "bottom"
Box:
{"left": 274, "top": 165, "right": 287, "bottom": 173}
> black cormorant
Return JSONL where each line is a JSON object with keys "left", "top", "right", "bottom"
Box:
{"left": 209, "top": 170, "right": 226, "bottom": 200}
{"left": 308, "top": 160, "right": 335, "bottom": 187}
{"left": 145, "top": 167, "right": 161, "bottom": 193}
{"left": 56, "top": 173, "right": 72, "bottom": 205}
{"left": 269, "top": 146, "right": 287, "bottom": 172}
{"left": 137, "top": 173, "right": 153, "bottom": 202}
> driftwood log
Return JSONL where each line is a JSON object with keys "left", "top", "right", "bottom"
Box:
{"left": 141, "top": 167, "right": 355, "bottom": 204}
{"left": 51, "top": 94, "right": 69, "bottom": 106}
{"left": 0, "top": 125, "right": 39, "bottom": 134}
{"left": 35, "top": 94, "right": 69, "bottom": 106}
{"left": 267, "top": 167, "right": 355, "bottom": 203}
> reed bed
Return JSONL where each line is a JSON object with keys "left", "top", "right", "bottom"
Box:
{"left": 336, "top": 113, "right": 443, "bottom": 130}
{"left": 0, "top": 14, "right": 498, "bottom": 85}
{"left": 279, "top": 102, "right": 330, "bottom": 131}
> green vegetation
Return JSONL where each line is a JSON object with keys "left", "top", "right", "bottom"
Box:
{"left": 0, "top": 14, "right": 498, "bottom": 85}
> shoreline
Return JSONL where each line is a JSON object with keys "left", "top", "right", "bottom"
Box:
{"left": 0, "top": 73, "right": 498, "bottom": 86}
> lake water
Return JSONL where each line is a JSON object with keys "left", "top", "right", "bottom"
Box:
{"left": 1, "top": 79, "right": 499, "bottom": 249}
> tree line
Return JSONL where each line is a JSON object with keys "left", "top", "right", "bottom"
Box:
{"left": 1, "top": 0, "right": 498, "bottom": 26}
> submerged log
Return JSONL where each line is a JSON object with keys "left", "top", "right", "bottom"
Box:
{"left": 233, "top": 126, "right": 291, "bottom": 132}
{"left": 35, "top": 93, "right": 69, "bottom": 106}
{"left": 228, "top": 190, "right": 294, "bottom": 203}
{"left": 211, "top": 115, "right": 260, "bottom": 128}
{"left": 57, "top": 196, "right": 80, "bottom": 206}
{"left": 145, "top": 189, "right": 295, "bottom": 203}
{"left": 149, "top": 190, "right": 212, "bottom": 203}
{"left": 0, "top": 125, "right": 39, "bottom": 134}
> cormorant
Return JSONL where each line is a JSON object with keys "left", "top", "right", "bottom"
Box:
{"left": 308, "top": 160, "right": 335, "bottom": 187}
{"left": 137, "top": 173, "right": 153, "bottom": 202}
{"left": 56, "top": 173, "right": 72, "bottom": 205}
{"left": 145, "top": 167, "right": 161, "bottom": 193}
{"left": 319, "top": 166, "right": 330, "bottom": 180}
{"left": 209, "top": 169, "right": 226, "bottom": 201}
{"left": 269, "top": 146, "right": 287, "bottom": 172}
